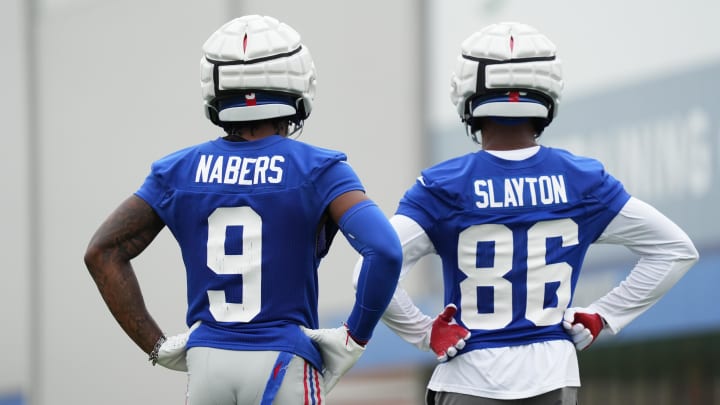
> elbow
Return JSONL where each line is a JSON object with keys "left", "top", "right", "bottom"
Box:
{"left": 84, "top": 241, "right": 106, "bottom": 278}
{"left": 679, "top": 235, "right": 700, "bottom": 265}
{"left": 376, "top": 242, "right": 403, "bottom": 280}
{"left": 686, "top": 245, "right": 700, "bottom": 267}
{"left": 84, "top": 244, "right": 99, "bottom": 274}
{"left": 666, "top": 238, "right": 700, "bottom": 281}
{"left": 358, "top": 239, "right": 403, "bottom": 284}
{"left": 659, "top": 230, "right": 700, "bottom": 269}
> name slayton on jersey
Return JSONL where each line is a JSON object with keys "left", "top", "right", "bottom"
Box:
{"left": 195, "top": 154, "right": 285, "bottom": 185}
{"left": 473, "top": 174, "right": 567, "bottom": 208}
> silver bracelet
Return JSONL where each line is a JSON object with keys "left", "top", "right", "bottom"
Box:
{"left": 148, "top": 335, "right": 166, "bottom": 366}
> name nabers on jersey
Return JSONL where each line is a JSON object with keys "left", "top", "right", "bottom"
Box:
{"left": 195, "top": 154, "right": 285, "bottom": 185}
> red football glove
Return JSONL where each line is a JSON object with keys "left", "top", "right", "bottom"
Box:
{"left": 430, "top": 304, "right": 471, "bottom": 362}
{"left": 562, "top": 307, "right": 604, "bottom": 351}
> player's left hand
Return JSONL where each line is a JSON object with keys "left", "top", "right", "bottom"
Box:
{"left": 301, "top": 324, "right": 366, "bottom": 393}
{"left": 156, "top": 321, "right": 201, "bottom": 372}
{"left": 430, "top": 304, "right": 471, "bottom": 362}
{"left": 562, "top": 307, "right": 604, "bottom": 351}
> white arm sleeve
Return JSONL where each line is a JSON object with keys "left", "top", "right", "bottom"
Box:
{"left": 353, "top": 215, "right": 436, "bottom": 350}
{"left": 588, "top": 197, "right": 699, "bottom": 334}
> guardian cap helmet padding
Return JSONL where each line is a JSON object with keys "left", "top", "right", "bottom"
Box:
{"left": 201, "top": 15, "right": 317, "bottom": 127}
{"left": 450, "top": 22, "right": 563, "bottom": 131}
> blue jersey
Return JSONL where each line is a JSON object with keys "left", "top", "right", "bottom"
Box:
{"left": 135, "top": 135, "right": 363, "bottom": 369}
{"left": 396, "top": 146, "right": 630, "bottom": 351}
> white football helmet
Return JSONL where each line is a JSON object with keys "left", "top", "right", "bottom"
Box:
{"left": 200, "top": 15, "right": 317, "bottom": 126}
{"left": 450, "top": 22, "right": 563, "bottom": 132}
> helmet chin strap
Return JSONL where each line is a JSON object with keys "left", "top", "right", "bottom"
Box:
{"left": 287, "top": 120, "right": 304, "bottom": 138}
{"left": 465, "top": 123, "right": 481, "bottom": 145}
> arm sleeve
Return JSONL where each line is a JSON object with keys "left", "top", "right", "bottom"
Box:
{"left": 589, "top": 197, "right": 699, "bottom": 334}
{"left": 340, "top": 201, "right": 403, "bottom": 343}
{"left": 353, "top": 215, "right": 436, "bottom": 350}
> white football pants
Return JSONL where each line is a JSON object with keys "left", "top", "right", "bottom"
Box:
{"left": 186, "top": 347, "right": 325, "bottom": 404}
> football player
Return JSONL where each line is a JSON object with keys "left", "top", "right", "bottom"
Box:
{"left": 358, "top": 22, "right": 699, "bottom": 404}
{"left": 84, "top": 15, "right": 402, "bottom": 404}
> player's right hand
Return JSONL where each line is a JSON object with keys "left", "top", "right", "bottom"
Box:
{"left": 430, "top": 304, "right": 471, "bottom": 362}
{"left": 562, "top": 307, "right": 604, "bottom": 351}
{"left": 301, "top": 324, "right": 365, "bottom": 393}
{"left": 156, "top": 321, "right": 200, "bottom": 372}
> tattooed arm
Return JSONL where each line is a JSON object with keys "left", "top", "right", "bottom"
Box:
{"left": 84, "top": 195, "right": 166, "bottom": 356}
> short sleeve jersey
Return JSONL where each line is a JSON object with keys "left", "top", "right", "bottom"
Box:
{"left": 396, "top": 146, "right": 630, "bottom": 352}
{"left": 135, "top": 135, "right": 363, "bottom": 368}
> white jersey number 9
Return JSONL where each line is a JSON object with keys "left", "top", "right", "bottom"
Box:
{"left": 206, "top": 206, "right": 262, "bottom": 322}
